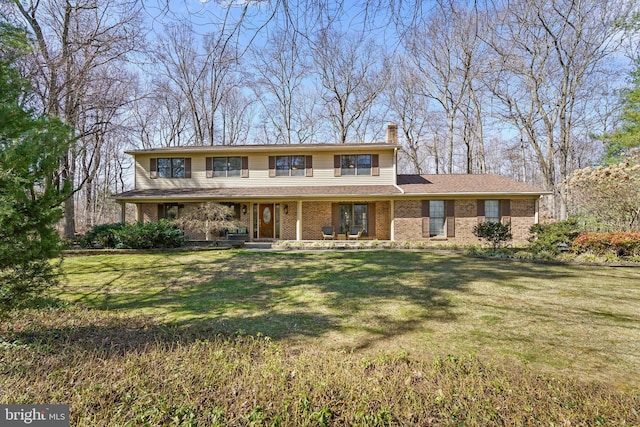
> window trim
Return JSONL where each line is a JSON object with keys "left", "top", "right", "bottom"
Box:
{"left": 206, "top": 156, "right": 249, "bottom": 178}
{"left": 150, "top": 157, "right": 190, "bottom": 179}
{"left": 334, "top": 154, "right": 379, "bottom": 177}
{"left": 269, "top": 155, "right": 311, "bottom": 177}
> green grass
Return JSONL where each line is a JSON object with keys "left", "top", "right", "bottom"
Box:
{"left": 2, "top": 249, "right": 640, "bottom": 425}
{"left": 54, "top": 250, "right": 640, "bottom": 387}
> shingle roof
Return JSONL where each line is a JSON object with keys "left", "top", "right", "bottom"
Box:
{"left": 114, "top": 174, "right": 548, "bottom": 201}
{"left": 114, "top": 185, "right": 403, "bottom": 201}
{"left": 125, "top": 142, "right": 398, "bottom": 155}
{"left": 397, "top": 174, "right": 548, "bottom": 195}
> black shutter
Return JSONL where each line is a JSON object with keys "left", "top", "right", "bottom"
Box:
{"left": 269, "top": 156, "right": 276, "bottom": 177}
{"left": 305, "top": 155, "right": 313, "bottom": 177}
{"left": 422, "top": 200, "right": 430, "bottom": 238}
{"left": 206, "top": 157, "right": 213, "bottom": 178}
{"left": 371, "top": 154, "right": 379, "bottom": 176}
{"left": 334, "top": 155, "right": 341, "bottom": 177}
{"left": 150, "top": 158, "right": 157, "bottom": 179}
{"left": 241, "top": 156, "right": 249, "bottom": 178}
{"left": 184, "top": 158, "right": 191, "bottom": 178}
{"left": 446, "top": 200, "right": 455, "bottom": 237}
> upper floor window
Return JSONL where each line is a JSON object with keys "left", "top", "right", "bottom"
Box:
{"left": 151, "top": 157, "right": 190, "bottom": 179}
{"left": 334, "top": 154, "right": 378, "bottom": 176}
{"left": 276, "top": 155, "right": 305, "bottom": 176}
{"left": 485, "top": 200, "right": 500, "bottom": 223}
{"left": 206, "top": 156, "right": 248, "bottom": 178}
{"left": 341, "top": 154, "right": 371, "bottom": 176}
{"left": 269, "top": 155, "right": 312, "bottom": 177}
{"left": 213, "top": 156, "right": 241, "bottom": 177}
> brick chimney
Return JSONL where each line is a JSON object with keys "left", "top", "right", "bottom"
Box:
{"left": 386, "top": 123, "right": 398, "bottom": 144}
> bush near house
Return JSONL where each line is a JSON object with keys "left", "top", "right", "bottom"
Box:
{"left": 528, "top": 219, "right": 584, "bottom": 255}
{"left": 80, "top": 221, "right": 185, "bottom": 249}
{"left": 572, "top": 232, "right": 640, "bottom": 257}
{"left": 81, "top": 223, "right": 126, "bottom": 248}
{"left": 472, "top": 221, "right": 512, "bottom": 249}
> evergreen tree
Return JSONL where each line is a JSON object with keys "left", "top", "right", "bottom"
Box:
{"left": 0, "top": 22, "right": 73, "bottom": 312}
{"left": 602, "top": 63, "right": 640, "bottom": 164}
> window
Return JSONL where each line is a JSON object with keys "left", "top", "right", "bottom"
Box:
{"left": 485, "top": 200, "right": 500, "bottom": 223}
{"left": 429, "top": 200, "right": 445, "bottom": 237}
{"left": 341, "top": 154, "right": 371, "bottom": 176}
{"left": 338, "top": 203, "right": 368, "bottom": 235}
{"left": 276, "top": 155, "right": 305, "bottom": 176}
{"left": 159, "top": 203, "right": 182, "bottom": 221}
{"left": 157, "top": 158, "right": 185, "bottom": 178}
{"left": 213, "top": 156, "right": 241, "bottom": 177}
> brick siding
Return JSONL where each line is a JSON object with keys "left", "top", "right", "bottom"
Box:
{"left": 393, "top": 198, "right": 537, "bottom": 243}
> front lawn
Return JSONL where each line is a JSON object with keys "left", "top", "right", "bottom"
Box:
{"left": 2, "top": 250, "right": 639, "bottom": 425}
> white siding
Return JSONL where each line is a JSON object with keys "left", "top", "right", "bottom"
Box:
{"left": 134, "top": 150, "right": 396, "bottom": 190}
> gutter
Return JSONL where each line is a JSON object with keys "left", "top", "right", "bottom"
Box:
{"left": 393, "top": 147, "right": 405, "bottom": 194}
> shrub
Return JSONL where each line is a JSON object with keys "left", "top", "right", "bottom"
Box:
{"left": 82, "top": 223, "right": 126, "bottom": 248}
{"left": 472, "top": 221, "right": 512, "bottom": 249}
{"left": 572, "top": 232, "right": 640, "bottom": 257}
{"left": 528, "top": 219, "right": 583, "bottom": 255}
{"left": 113, "top": 220, "right": 185, "bottom": 249}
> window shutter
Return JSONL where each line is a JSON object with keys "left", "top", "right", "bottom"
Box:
{"left": 269, "top": 156, "right": 276, "bottom": 177}
{"left": 157, "top": 204, "right": 165, "bottom": 220}
{"left": 501, "top": 200, "right": 511, "bottom": 224}
{"left": 446, "top": 200, "right": 455, "bottom": 237}
{"left": 241, "top": 156, "right": 249, "bottom": 178}
{"left": 305, "top": 155, "right": 313, "bottom": 177}
{"left": 150, "top": 158, "right": 157, "bottom": 179}
{"left": 184, "top": 158, "right": 191, "bottom": 178}
{"left": 367, "top": 202, "right": 376, "bottom": 238}
{"left": 421, "top": 200, "right": 430, "bottom": 238}
{"left": 331, "top": 203, "right": 340, "bottom": 233}
{"left": 334, "top": 155, "right": 342, "bottom": 177}
{"left": 477, "top": 199, "right": 485, "bottom": 223}
{"left": 372, "top": 154, "right": 379, "bottom": 176}
{"left": 422, "top": 200, "right": 430, "bottom": 217}
{"left": 206, "top": 157, "right": 213, "bottom": 178}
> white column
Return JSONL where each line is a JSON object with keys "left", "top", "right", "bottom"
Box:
{"left": 296, "top": 200, "right": 302, "bottom": 241}
{"left": 390, "top": 199, "right": 395, "bottom": 241}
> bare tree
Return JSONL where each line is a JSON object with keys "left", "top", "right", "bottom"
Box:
{"left": 387, "top": 57, "right": 431, "bottom": 173}
{"left": 251, "top": 28, "right": 312, "bottom": 144}
{"left": 484, "top": 0, "right": 632, "bottom": 219}
{"left": 312, "top": 27, "right": 389, "bottom": 143}
{"left": 9, "top": 0, "right": 144, "bottom": 236}
{"left": 404, "top": 0, "right": 488, "bottom": 174}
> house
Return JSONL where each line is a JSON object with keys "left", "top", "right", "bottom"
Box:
{"left": 114, "top": 125, "right": 548, "bottom": 243}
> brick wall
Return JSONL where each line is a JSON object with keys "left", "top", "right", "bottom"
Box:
{"left": 281, "top": 203, "right": 298, "bottom": 240}
{"left": 393, "top": 198, "right": 537, "bottom": 243}
{"left": 137, "top": 203, "right": 158, "bottom": 222}
{"left": 301, "top": 201, "right": 332, "bottom": 240}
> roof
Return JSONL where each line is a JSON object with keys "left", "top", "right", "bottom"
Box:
{"left": 125, "top": 142, "right": 399, "bottom": 155}
{"left": 114, "top": 174, "right": 549, "bottom": 202}
{"left": 397, "top": 174, "right": 549, "bottom": 196}
{"left": 114, "top": 185, "right": 403, "bottom": 202}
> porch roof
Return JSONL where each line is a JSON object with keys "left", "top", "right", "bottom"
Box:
{"left": 114, "top": 185, "right": 403, "bottom": 202}
{"left": 397, "top": 174, "right": 549, "bottom": 196}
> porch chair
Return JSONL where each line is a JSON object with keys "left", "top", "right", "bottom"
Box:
{"left": 347, "top": 226, "right": 363, "bottom": 240}
{"left": 321, "top": 226, "right": 336, "bottom": 240}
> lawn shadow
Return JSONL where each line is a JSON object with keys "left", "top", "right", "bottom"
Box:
{"left": 47, "top": 250, "right": 579, "bottom": 354}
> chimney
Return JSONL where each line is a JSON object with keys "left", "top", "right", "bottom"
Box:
{"left": 386, "top": 123, "right": 398, "bottom": 144}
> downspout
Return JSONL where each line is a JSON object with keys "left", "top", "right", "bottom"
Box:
{"left": 391, "top": 147, "right": 404, "bottom": 241}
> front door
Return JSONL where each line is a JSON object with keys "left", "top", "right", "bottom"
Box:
{"left": 259, "top": 204, "right": 274, "bottom": 238}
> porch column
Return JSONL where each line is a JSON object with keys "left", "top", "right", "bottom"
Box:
{"left": 296, "top": 200, "right": 302, "bottom": 241}
{"left": 119, "top": 202, "right": 126, "bottom": 224}
{"left": 390, "top": 199, "right": 395, "bottom": 241}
